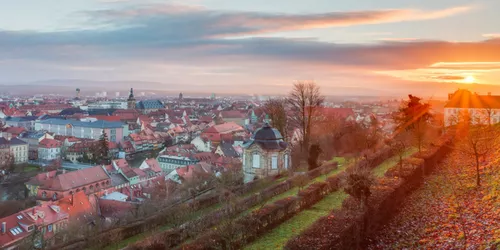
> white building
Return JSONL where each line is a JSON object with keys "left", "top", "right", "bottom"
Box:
{"left": 190, "top": 136, "right": 212, "bottom": 152}
{"left": 444, "top": 89, "right": 500, "bottom": 126}
{"left": 38, "top": 139, "right": 61, "bottom": 162}
{"left": 242, "top": 124, "right": 290, "bottom": 183}
{"left": 157, "top": 154, "right": 199, "bottom": 174}
{"left": 0, "top": 138, "right": 29, "bottom": 164}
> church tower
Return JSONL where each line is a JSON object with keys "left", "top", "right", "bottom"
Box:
{"left": 127, "top": 88, "right": 136, "bottom": 109}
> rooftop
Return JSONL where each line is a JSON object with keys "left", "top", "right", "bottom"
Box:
{"left": 37, "top": 119, "right": 124, "bottom": 129}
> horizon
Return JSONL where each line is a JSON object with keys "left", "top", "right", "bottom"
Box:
{"left": 0, "top": 0, "right": 499, "bottom": 96}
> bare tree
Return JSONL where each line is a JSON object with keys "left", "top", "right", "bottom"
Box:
{"left": 0, "top": 151, "right": 14, "bottom": 172}
{"left": 293, "top": 173, "right": 309, "bottom": 192}
{"left": 288, "top": 81, "right": 324, "bottom": 151}
{"left": 263, "top": 98, "right": 289, "bottom": 140}
{"left": 343, "top": 164, "right": 375, "bottom": 211}
{"left": 387, "top": 131, "right": 411, "bottom": 177}
{"left": 456, "top": 123, "right": 499, "bottom": 187}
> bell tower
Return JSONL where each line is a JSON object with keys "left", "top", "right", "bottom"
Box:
{"left": 127, "top": 88, "right": 136, "bottom": 109}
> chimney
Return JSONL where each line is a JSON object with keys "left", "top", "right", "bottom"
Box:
{"left": 71, "top": 193, "right": 75, "bottom": 206}
{"left": 1, "top": 222, "right": 6, "bottom": 234}
{"left": 46, "top": 172, "right": 49, "bottom": 179}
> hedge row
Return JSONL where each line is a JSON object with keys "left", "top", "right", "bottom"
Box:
{"left": 125, "top": 162, "right": 340, "bottom": 249}
{"left": 51, "top": 171, "right": 293, "bottom": 250}
{"left": 285, "top": 135, "right": 453, "bottom": 250}
{"left": 173, "top": 174, "right": 345, "bottom": 250}
{"left": 175, "top": 147, "right": 400, "bottom": 250}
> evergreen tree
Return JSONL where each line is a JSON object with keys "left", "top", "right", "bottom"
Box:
{"left": 93, "top": 130, "right": 110, "bottom": 164}
{"left": 393, "top": 95, "right": 432, "bottom": 152}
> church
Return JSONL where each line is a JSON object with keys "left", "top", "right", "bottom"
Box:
{"left": 242, "top": 123, "right": 290, "bottom": 183}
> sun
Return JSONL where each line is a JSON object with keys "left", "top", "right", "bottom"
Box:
{"left": 464, "top": 75, "right": 476, "bottom": 84}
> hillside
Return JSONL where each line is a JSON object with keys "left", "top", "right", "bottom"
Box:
{"left": 368, "top": 148, "right": 500, "bottom": 248}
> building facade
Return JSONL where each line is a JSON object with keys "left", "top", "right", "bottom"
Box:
{"left": 444, "top": 89, "right": 500, "bottom": 126}
{"left": 0, "top": 138, "right": 29, "bottom": 164}
{"left": 242, "top": 124, "right": 290, "bottom": 183}
{"left": 3, "top": 116, "right": 38, "bottom": 130}
{"left": 35, "top": 119, "right": 125, "bottom": 143}
{"left": 38, "top": 139, "right": 62, "bottom": 162}
{"left": 157, "top": 154, "right": 199, "bottom": 174}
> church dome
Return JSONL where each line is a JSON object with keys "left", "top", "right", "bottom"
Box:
{"left": 253, "top": 123, "right": 283, "bottom": 141}
{"left": 245, "top": 123, "right": 287, "bottom": 151}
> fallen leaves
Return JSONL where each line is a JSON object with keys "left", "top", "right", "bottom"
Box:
{"left": 367, "top": 150, "right": 500, "bottom": 249}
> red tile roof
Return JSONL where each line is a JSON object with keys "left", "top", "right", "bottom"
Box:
{"left": 144, "top": 158, "right": 162, "bottom": 173}
{"left": 3, "top": 127, "right": 26, "bottom": 136}
{"left": 0, "top": 203, "right": 69, "bottom": 248}
{"left": 203, "top": 122, "right": 244, "bottom": 134}
{"left": 220, "top": 110, "right": 246, "bottom": 119}
{"left": 26, "top": 170, "right": 57, "bottom": 186}
{"left": 310, "top": 107, "right": 355, "bottom": 119}
{"left": 39, "top": 138, "right": 62, "bottom": 148}
{"left": 40, "top": 166, "right": 110, "bottom": 191}
{"left": 56, "top": 191, "right": 96, "bottom": 223}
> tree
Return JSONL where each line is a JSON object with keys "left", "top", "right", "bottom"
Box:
{"left": 92, "top": 130, "right": 110, "bottom": 165}
{"left": 343, "top": 165, "right": 375, "bottom": 210}
{"left": 387, "top": 131, "right": 411, "bottom": 177}
{"left": 0, "top": 151, "right": 14, "bottom": 173}
{"left": 293, "top": 173, "right": 309, "bottom": 192}
{"left": 307, "top": 144, "right": 322, "bottom": 170}
{"left": 263, "top": 98, "right": 289, "bottom": 140}
{"left": 456, "top": 124, "right": 499, "bottom": 187}
{"left": 393, "top": 95, "right": 432, "bottom": 152}
{"left": 288, "top": 81, "right": 324, "bottom": 151}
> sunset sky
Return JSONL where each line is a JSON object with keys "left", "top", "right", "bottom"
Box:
{"left": 1, "top": 0, "right": 499, "bottom": 96}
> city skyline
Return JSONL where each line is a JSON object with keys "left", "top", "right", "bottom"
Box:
{"left": 1, "top": 0, "right": 499, "bottom": 96}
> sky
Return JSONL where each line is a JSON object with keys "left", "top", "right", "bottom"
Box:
{"left": 0, "top": 0, "right": 500, "bottom": 96}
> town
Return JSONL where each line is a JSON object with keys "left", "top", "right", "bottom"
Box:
{"left": 1, "top": 0, "right": 500, "bottom": 249}
{"left": 2, "top": 82, "right": 499, "bottom": 249}
{"left": 0, "top": 85, "right": 401, "bottom": 249}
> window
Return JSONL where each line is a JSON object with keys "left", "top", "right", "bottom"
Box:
{"left": 252, "top": 153, "right": 260, "bottom": 168}
{"left": 52, "top": 193, "right": 57, "bottom": 200}
{"left": 284, "top": 154, "right": 289, "bottom": 169}
{"left": 271, "top": 155, "right": 278, "bottom": 169}
{"left": 48, "top": 224, "right": 53, "bottom": 232}
{"left": 42, "top": 191, "right": 47, "bottom": 198}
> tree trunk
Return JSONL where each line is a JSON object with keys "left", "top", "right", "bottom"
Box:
{"left": 475, "top": 155, "right": 481, "bottom": 187}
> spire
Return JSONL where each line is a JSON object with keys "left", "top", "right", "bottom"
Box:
{"left": 129, "top": 88, "right": 134, "bottom": 99}
{"left": 264, "top": 114, "right": 270, "bottom": 124}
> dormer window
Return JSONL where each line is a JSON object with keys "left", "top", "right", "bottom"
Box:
{"left": 42, "top": 191, "right": 47, "bottom": 199}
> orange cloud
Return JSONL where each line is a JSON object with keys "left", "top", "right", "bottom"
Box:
{"left": 214, "top": 6, "right": 474, "bottom": 37}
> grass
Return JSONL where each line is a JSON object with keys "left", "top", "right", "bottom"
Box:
{"left": 372, "top": 148, "right": 418, "bottom": 178}
{"left": 12, "top": 164, "right": 40, "bottom": 173}
{"left": 23, "top": 165, "right": 40, "bottom": 172}
{"left": 246, "top": 164, "right": 348, "bottom": 213}
{"left": 327, "top": 157, "right": 347, "bottom": 165}
{"left": 244, "top": 191, "right": 348, "bottom": 250}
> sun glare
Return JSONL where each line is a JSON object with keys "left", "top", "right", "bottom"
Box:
{"left": 464, "top": 75, "right": 475, "bottom": 84}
